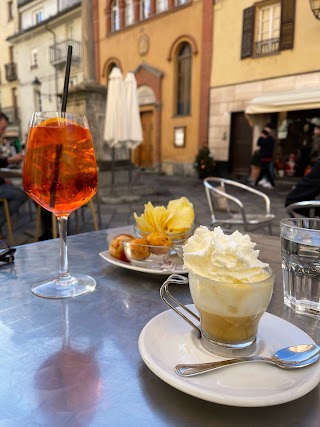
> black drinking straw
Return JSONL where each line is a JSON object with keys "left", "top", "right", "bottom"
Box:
{"left": 49, "top": 45, "right": 73, "bottom": 208}
{"left": 61, "top": 45, "right": 73, "bottom": 113}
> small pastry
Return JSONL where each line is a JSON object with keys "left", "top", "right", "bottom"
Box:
{"left": 109, "top": 234, "right": 134, "bottom": 262}
{"left": 127, "top": 238, "right": 150, "bottom": 261}
{"left": 147, "top": 232, "right": 172, "bottom": 254}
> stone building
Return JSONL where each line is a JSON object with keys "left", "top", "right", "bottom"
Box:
{"left": 209, "top": 0, "right": 320, "bottom": 177}
{"left": 6, "top": 0, "right": 83, "bottom": 143}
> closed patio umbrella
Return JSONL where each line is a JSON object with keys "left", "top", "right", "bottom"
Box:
{"left": 124, "top": 72, "right": 143, "bottom": 193}
{"left": 103, "top": 67, "right": 128, "bottom": 197}
{"left": 104, "top": 67, "right": 128, "bottom": 146}
{"left": 125, "top": 72, "right": 143, "bottom": 149}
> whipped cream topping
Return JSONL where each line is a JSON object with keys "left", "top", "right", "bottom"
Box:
{"left": 183, "top": 226, "right": 269, "bottom": 283}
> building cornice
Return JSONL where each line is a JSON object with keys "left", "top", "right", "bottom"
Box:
{"left": 7, "top": 2, "right": 81, "bottom": 42}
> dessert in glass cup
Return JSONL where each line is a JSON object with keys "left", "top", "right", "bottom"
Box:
{"left": 160, "top": 226, "right": 274, "bottom": 356}
{"left": 23, "top": 111, "right": 98, "bottom": 298}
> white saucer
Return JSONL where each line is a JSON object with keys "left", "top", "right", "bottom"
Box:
{"left": 139, "top": 305, "right": 320, "bottom": 407}
{"left": 99, "top": 250, "right": 187, "bottom": 275}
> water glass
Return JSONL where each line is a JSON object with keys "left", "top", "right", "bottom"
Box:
{"left": 280, "top": 218, "right": 320, "bottom": 318}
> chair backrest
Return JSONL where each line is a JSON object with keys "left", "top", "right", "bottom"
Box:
{"left": 203, "top": 177, "right": 253, "bottom": 222}
{"left": 286, "top": 201, "right": 320, "bottom": 218}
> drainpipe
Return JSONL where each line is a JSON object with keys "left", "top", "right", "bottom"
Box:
{"left": 45, "top": 24, "right": 59, "bottom": 110}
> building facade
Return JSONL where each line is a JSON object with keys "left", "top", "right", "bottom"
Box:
{"left": 97, "top": 0, "right": 213, "bottom": 175}
{"left": 5, "top": 0, "right": 83, "bottom": 142}
{"left": 0, "top": 0, "right": 20, "bottom": 137}
{"left": 209, "top": 0, "right": 320, "bottom": 177}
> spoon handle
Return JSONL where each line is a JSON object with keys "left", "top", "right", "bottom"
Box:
{"left": 175, "top": 356, "right": 271, "bottom": 376}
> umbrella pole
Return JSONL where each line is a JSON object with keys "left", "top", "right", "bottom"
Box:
{"left": 111, "top": 146, "right": 115, "bottom": 198}
{"left": 128, "top": 148, "right": 133, "bottom": 194}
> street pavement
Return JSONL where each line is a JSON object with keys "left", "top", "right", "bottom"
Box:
{"left": 6, "top": 170, "right": 297, "bottom": 247}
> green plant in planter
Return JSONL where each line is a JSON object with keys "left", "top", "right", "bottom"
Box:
{"left": 194, "top": 145, "right": 215, "bottom": 179}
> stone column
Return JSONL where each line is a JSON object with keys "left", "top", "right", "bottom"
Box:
{"left": 66, "top": 0, "right": 108, "bottom": 162}
{"left": 82, "top": 0, "right": 96, "bottom": 82}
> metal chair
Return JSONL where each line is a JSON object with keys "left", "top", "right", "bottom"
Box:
{"left": 34, "top": 199, "right": 99, "bottom": 241}
{"left": 0, "top": 198, "right": 14, "bottom": 245}
{"left": 285, "top": 200, "right": 320, "bottom": 218}
{"left": 203, "top": 177, "right": 275, "bottom": 235}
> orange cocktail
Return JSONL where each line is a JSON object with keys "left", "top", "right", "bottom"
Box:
{"left": 23, "top": 112, "right": 98, "bottom": 299}
{"left": 23, "top": 116, "right": 98, "bottom": 216}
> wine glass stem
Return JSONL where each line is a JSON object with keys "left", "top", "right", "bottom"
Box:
{"left": 58, "top": 216, "right": 72, "bottom": 283}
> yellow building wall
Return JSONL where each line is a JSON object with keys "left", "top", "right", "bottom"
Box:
{"left": 211, "top": 0, "right": 319, "bottom": 87}
{"left": 98, "top": 2, "right": 204, "bottom": 171}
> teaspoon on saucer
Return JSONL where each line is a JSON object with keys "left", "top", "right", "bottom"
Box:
{"left": 175, "top": 344, "right": 320, "bottom": 377}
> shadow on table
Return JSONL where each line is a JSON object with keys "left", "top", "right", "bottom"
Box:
{"left": 34, "top": 301, "right": 101, "bottom": 426}
{"left": 138, "top": 364, "right": 319, "bottom": 426}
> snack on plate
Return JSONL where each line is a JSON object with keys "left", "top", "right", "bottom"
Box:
{"left": 126, "top": 238, "right": 150, "bottom": 261}
{"left": 109, "top": 234, "right": 134, "bottom": 262}
{"left": 134, "top": 197, "right": 194, "bottom": 236}
{"left": 147, "top": 232, "right": 172, "bottom": 254}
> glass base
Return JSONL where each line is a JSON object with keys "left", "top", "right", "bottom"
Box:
{"left": 200, "top": 331, "right": 257, "bottom": 357}
{"left": 31, "top": 274, "right": 96, "bottom": 299}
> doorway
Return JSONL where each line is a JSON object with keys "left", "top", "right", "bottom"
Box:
{"left": 134, "top": 110, "right": 154, "bottom": 168}
{"left": 229, "top": 112, "right": 253, "bottom": 176}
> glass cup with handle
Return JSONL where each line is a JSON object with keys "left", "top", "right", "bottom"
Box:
{"left": 23, "top": 111, "right": 98, "bottom": 298}
{"left": 160, "top": 268, "right": 274, "bottom": 357}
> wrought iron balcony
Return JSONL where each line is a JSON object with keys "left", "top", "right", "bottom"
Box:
{"left": 5, "top": 63, "right": 17, "bottom": 82}
{"left": 254, "top": 38, "right": 280, "bottom": 56}
{"left": 50, "top": 40, "right": 81, "bottom": 68}
{"left": 1, "top": 106, "right": 19, "bottom": 124}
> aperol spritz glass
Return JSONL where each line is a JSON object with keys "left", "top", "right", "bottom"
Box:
{"left": 23, "top": 112, "right": 98, "bottom": 298}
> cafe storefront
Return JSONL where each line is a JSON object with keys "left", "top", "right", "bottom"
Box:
{"left": 245, "top": 87, "right": 320, "bottom": 177}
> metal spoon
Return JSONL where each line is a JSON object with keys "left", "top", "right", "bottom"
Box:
{"left": 175, "top": 344, "right": 320, "bottom": 377}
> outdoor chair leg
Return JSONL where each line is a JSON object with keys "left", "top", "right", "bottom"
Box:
{"left": 0, "top": 198, "right": 14, "bottom": 245}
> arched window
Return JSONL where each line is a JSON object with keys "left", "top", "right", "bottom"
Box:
{"left": 111, "top": 0, "right": 120, "bottom": 31}
{"left": 125, "top": 0, "right": 134, "bottom": 25}
{"left": 140, "top": 0, "right": 150, "bottom": 20}
{"left": 176, "top": 42, "right": 192, "bottom": 116}
{"left": 156, "top": 0, "right": 168, "bottom": 13}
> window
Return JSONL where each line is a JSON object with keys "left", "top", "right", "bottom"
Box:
{"left": 7, "top": 1, "right": 13, "bottom": 21}
{"left": 157, "top": 0, "right": 168, "bottom": 13}
{"left": 241, "top": 0, "right": 295, "bottom": 59}
{"left": 175, "top": 0, "right": 188, "bottom": 5}
{"left": 34, "top": 9, "right": 43, "bottom": 24}
{"left": 31, "top": 49, "right": 38, "bottom": 69}
{"left": 125, "top": 0, "right": 134, "bottom": 25}
{"left": 111, "top": 0, "right": 120, "bottom": 31}
{"left": 255, "top": 3, "right": 281, "bottom": 55}
{"left": 140, "top": 0, "right": 150, "bottom": 20}
{"left": 176, "top": 42, "right": 192, "bottom": 116}
{"left": 66, "top": 24, "right": 74, "bottom": 40}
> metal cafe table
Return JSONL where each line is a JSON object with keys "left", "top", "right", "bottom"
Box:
{"left": 0, "top": 228, "right": 318, "bottom": 426}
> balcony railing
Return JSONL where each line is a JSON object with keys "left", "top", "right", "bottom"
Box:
{"left": 254, "top": 38, "right": 280, "bottom": 56}
{"left": 5, "top": 63, "right": 17, "bottom": 82}
{"left": 50, "top": 39, "right": 81, "bottom": 68}
{"left": 1, "top": 106, "right": 19, "bottom": 123}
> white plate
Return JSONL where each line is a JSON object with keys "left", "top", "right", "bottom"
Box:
{"left": 139, "top": 305, "right": 320, "bottom": 407}
{"left": 99, "top": 250, "right": 187, "bottom": 275}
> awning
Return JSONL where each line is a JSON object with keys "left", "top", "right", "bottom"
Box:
{"left": 245, "top": 88, "right": 320, "bottom": 114}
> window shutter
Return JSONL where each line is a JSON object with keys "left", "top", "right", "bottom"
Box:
{"left": 241, "top": 6, "right": 254, "bottom": 59}
{"left": 279, "top": 0, "right": 295, "bottom": 51}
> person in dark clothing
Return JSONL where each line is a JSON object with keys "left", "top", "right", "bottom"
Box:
{"left": 255, "top": 129, "right": 275, "bottom": 188}
{"left": 285, "top": 159, "right": 320, "bottom": 217}
{"left": 0, "top": 112, "right": 28, "bottom": 233}
{"left": 310, "top": 125, "right": 320, "bottom": 166}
